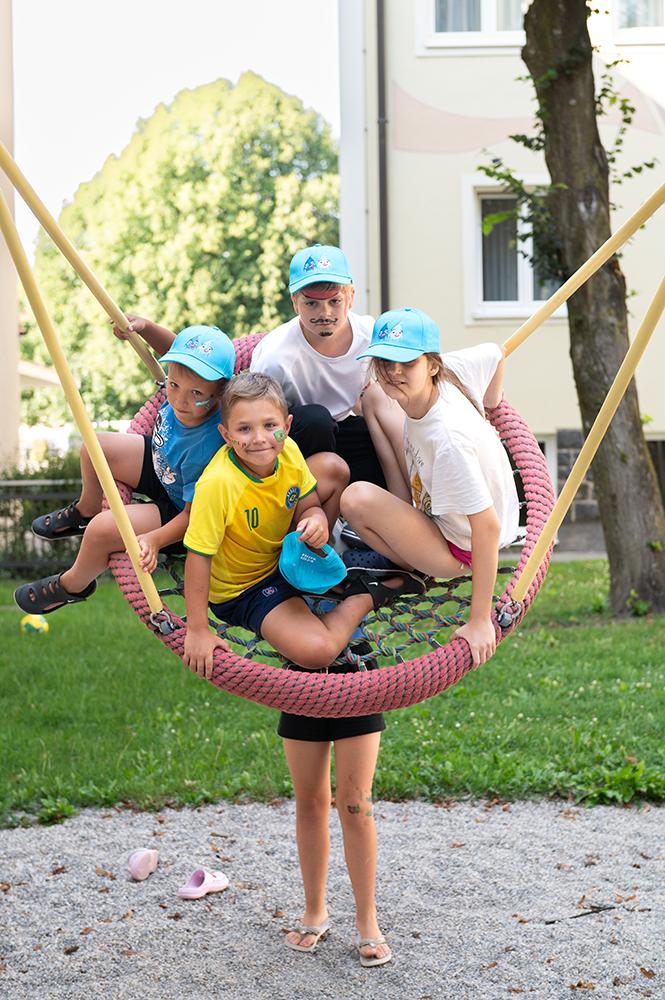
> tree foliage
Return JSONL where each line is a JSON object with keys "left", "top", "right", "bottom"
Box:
{"left": 20, "top": 72, "right": 339, "bottom": 423}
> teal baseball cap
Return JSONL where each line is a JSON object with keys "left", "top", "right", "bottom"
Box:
{"left": 358, "top": 307, "right": 441, "bottom": 363}
{"left": 279, "top": 532, "right": 348, "bottom": 595}
{"left": 289, "top": 244, "right": 353, "bottom": 294}
{"left": 159, "top": 325, "right": 236, "bottom": 381}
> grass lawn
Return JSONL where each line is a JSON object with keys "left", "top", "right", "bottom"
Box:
{"left": 1, "top": 559, "right": 664, "bottom": 826}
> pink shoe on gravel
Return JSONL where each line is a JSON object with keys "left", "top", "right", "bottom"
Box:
{"left": 127, "top": 848, "right": 159, "bottom": 881}
{"left": 177, "top": 869, "right": 230, "bottom": 899}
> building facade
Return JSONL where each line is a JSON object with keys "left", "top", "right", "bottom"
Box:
{"left": 338, "top": 0, "right": 665, "bottom": 547}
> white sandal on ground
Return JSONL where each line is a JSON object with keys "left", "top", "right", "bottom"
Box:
{"left": 286, "top": 921, "right": 330, "bottom": 954}
{"left": 355, "top": 933, "right": 392, "bottom": 967}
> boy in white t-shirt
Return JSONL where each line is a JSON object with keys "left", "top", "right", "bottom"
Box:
{"left": 250, "top": 244, "right": 405, "bottom": 492}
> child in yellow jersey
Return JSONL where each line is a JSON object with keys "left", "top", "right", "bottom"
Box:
{"left": 182, "top": 372, "right": 425, "bottom": 967}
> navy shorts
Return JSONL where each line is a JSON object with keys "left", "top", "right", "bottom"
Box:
{"left": 133, "top": 435, "right": 182, "bottom": 527}
{"left": 209, "top": 569, "right": 301, "bottom": 638}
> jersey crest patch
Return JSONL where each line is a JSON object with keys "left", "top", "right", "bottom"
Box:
{"left": 285, "top": 485, "right": 300, "bottom": 510}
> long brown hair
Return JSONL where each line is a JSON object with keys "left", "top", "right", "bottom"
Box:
{"left": 371, "top": 353, "right": 484, "bottom": 417}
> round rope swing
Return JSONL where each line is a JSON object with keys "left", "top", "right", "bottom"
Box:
{"left": 2, "top": 141, "right": 664, "bottom": 716}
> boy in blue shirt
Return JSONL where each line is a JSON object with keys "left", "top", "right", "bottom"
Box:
{"left": 15, "top": 325, "right": 235, "bottom": 615}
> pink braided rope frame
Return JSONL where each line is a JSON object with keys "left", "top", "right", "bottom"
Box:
{"left": 108, "top": 333, "right": 555, "bottom": 716}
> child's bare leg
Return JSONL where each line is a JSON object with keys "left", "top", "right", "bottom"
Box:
{"left": 305, "top": 452, "right": 350, "bottom": 539}
{"left": 335, "top": 733, "right": 391, "bottom": 963}
{"left": 282, "top": 739, "right": 332, "bottom": 947}
{"left": 59, "top": 503, "right": 161, "bottom": 596}
{"left": 359, "top": 382, "right": 410, "bottom": 502}
{"left": 77, "top": 433, "right": 146, "bottom": 518}
{"left": 261, "top": 595, "right": 375, "bottom": 669}
{"left": 341, "top": 481, "right": 464, "bottom": 579}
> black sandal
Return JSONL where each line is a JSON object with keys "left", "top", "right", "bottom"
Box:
{"left": 32, "top": 501, "right": 93, "bottom": 541}
{"left": 339, "top": 568, "right": 430, "bottom": 611}
{"left": 14, "top": 574, "right": 97, "bottom": 615}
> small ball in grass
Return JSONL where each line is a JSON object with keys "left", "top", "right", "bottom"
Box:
{"left": 19, "top": 614, "right": 49, "bottom": 636}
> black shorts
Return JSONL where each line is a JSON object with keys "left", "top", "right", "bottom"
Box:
{"left": 277, "top": 662, "right": 386, "bottom": 743}
{"left": 134, "top": 435, "right": 182, "bottom": 526}
{"left": 288, "top": 404, "right": 386, "bottom": 488}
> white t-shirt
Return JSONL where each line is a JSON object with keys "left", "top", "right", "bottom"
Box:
{"left": 249, "top": 312, "right": 374, "bottom": 421}
{"left": 404, "top": 342, "right": 520, "bottom": 551}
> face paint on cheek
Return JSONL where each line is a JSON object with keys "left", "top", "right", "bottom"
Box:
{"left": 273, "top": 428, "right": 286, "bottom": 442}
{"left": 194, "top": 398, "right": 213, "bottom": 408}
{"left": 229, "top": 437, "right": 248, "bottom": 450}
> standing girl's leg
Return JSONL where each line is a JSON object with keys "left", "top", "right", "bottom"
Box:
{"left": 334, "top": 733, "right": 391, "bottom": 964}
{"left": 282, "top": 739, "right": 333, "bottom": 949}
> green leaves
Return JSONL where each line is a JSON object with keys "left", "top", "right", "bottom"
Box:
{"left": 21, "top": 73, "right": 339, "bottom": 424}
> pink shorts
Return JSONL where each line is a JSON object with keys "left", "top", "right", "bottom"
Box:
{"left": 447, "top": 540, "right": 473, "bottom": 568}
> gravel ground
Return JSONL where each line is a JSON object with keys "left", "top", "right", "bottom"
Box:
{"left": 0, "top": 799, "right": 662, "bottom": 1000}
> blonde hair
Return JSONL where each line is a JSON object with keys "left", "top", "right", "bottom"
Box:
{"left": 220, "top": 370, "right": 288, "bottom": 424}
{"left": 371, "top": 353, "right": 484, "bottom": 416}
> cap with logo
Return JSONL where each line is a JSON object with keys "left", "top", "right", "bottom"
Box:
{"left": 289, "top": 244, "right": 353, "bottom": 295}
{"left": 279, "top": 531, "right": 348, "bottom": 595}
{"left": 159, "top": 325, "right": 236, "bottom": 381}
{"left": 357, "top": 307, "right": 441, "bottom": 363}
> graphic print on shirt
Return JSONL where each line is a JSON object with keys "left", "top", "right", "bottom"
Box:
{"left": 152, "top": 410, "right": 177, "bottom": 486}
{"left": 406, "top": 442, "right": 431, "bottom": 516}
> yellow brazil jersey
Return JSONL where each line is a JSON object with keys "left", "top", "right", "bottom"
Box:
{"left": 183, "top": 437, "right": 317, "bottom": 603}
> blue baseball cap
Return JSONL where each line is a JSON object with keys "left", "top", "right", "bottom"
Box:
{"left": 357, "top": 307, "right": 441, "bottom": 363}
{"left": 159, "top": 325, "right": 236, "bottom": 382}
{"left": 279, "top": 531, "right": 348, "bottom": 595}
{"left": 289, "top": 244, "right": 353, "bottom": 294}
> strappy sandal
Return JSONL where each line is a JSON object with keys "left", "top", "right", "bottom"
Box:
{"left": 340, "top": 567, "right": 430, "bottom": 611}
{"left": 32, "top": 501, "right": 92, "bottom": 541}
{"left": 14, "top": 574, "right": 97, "bottom": 615}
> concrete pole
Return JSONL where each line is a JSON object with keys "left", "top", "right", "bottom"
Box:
{"left": 0, "top": 0, "right": 19, "bottom": 468}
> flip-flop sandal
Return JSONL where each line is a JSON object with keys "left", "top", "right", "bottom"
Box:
{"left": 286, "top": 921, "right": 330, "bottom": 954}
{"left": 177, "top": 869, "right": 230, "bottom": 899}
{"left": 32, "top": 501, "right": 93, "bottom": 540}
{"left": 14, "top": 574, "right": 97, "bottom": 615}
{"left": 355, "top": 934, "right": 392, "bottom": 967}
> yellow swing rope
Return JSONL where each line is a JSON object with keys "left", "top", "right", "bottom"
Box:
{"left": 511, "top": 274, "right": 665, "bottom": 603}
{"left": 0, "top": 188, "right": 166, "bottom": 619}
{"left": 0, "top": 140, "right": 165, "bottom": 383}
{"left": 503, "top": 182, "right": 665, "bottom": 358}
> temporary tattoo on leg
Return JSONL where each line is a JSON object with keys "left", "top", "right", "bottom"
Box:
{"left": 347, "top": 804, "right": 361, "bottom": 815}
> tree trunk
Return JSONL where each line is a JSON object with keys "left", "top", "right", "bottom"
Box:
{"left": 523, "top": 0, "right": 665, "bottom": 614}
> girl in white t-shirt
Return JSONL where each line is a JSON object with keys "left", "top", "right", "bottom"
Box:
{"left": 340, "top": 307, "right": 519, "bottom": 667}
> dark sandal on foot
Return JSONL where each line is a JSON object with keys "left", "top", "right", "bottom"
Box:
{"left": 32, "top": 501, "right": 92, "bottom": 540}
{"left": 340, "top": 568, "right": 430, "bottom": 611}
{"left": 14, "top": 574, "right": 97, "bottom": 615}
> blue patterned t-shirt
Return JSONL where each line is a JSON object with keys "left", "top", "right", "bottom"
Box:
{"left": 151, "top": 402, "right": 222, "bottom": 510}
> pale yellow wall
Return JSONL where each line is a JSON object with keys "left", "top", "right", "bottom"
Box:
{"left": 0, "top": 0, "right": 19, "bottom": 467}
{"left": 355, "top": 0, "right": 665, "bottom": 439}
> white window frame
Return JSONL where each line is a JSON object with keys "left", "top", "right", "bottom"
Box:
{"left": 462, "top": 174, "right": 568, "bottom": 323}
{"left": 416, "top": 0, "right": 526, "bottom": 56}
{"left": 613, "top": 0, "right": 665, "bottom": 44}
